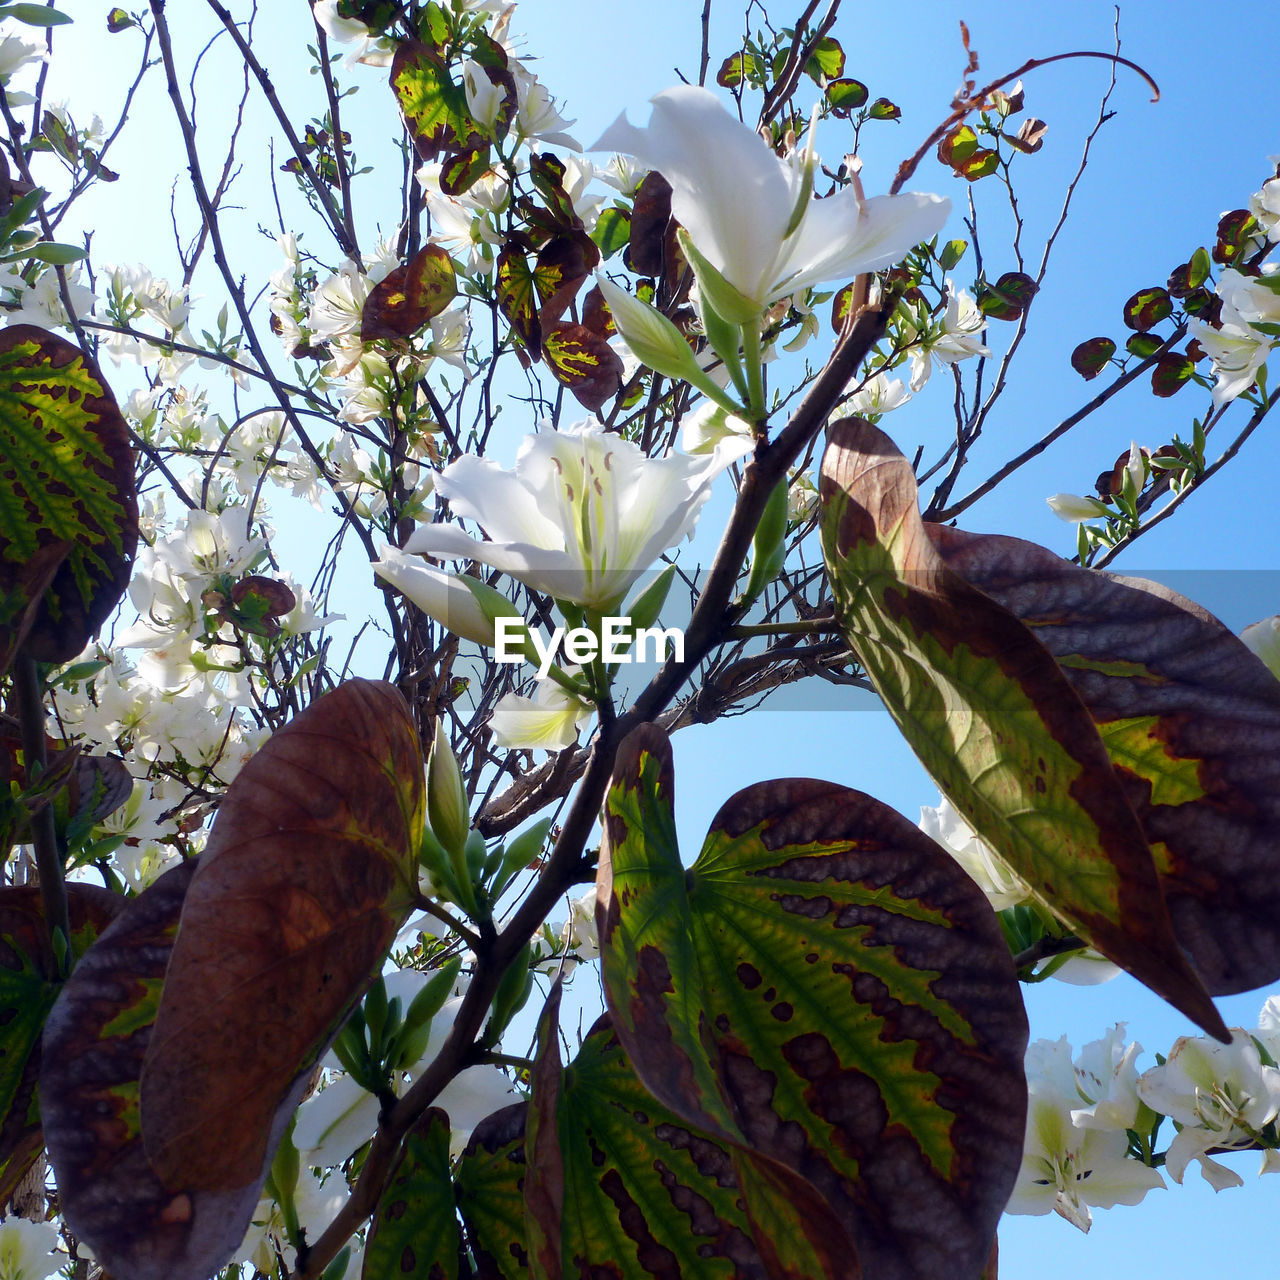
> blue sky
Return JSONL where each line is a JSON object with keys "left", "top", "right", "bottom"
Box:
{"left": 39, "top": 0, "right": 1280, "bottom": 1273}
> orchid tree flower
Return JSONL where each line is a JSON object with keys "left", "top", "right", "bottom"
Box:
{"left": 373, "top": 544, "right": 526, "bottom": 648}
{"left": 404, "top": 421, "right": 748, "bottom": 612}
{"left": 489, "top": 677, "right": 594, "bottom": 752}
{"left": 592, "top": 86, "right": 949, "bottom": 323}
{"left": 1136, "top": 1029, "right": 1280, "bottom": 1188}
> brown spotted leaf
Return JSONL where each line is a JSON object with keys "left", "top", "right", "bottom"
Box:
{"left": 41, "top": 863, "right": 272, "bottom": 1280}
{"left": 456, "top": 1103, "right": 529, "bottom": 1280}
{"left": 528, "top": 986, "right": 790, "bottom": 1280}
{"left": 391, "top": 40, "right": 482, "bottom": 164}
{"left": 140, "top": 679, "right": 425, "bottom": 1191}
{"left": 0, "top": 883, "right": 122, "bottom": 1204}
{"left": 928, "top": 524, "right": 1280, "bottom": 995}
{"left": 819, "top": 417, "right": 1225, "bottom": 1039}
{"left": 361, "top": 245, "right": 457, "bottom": 341}
{"left": 597, "top": 724, "right": 1030, "bottom": 1280}
{"left": 542, "top": 322, "right": 623, "bottom": 413}
{"left": 363, "top": 1108, "right": 459, "bottom": 1280}
{"left": 0, "top": 325, "right": 137, "bottom": 666}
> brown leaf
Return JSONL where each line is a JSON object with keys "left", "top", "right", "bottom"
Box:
{"left": 929, "top": 524, "right": 1280, "bottom": 994}
{"left": 360, "top": 245, "right": 458, "bottom": 341}
{"left": 140, "top": 679, "right": 425, "bottom": 1191}
{"left": 42, "top": 864, "right": 265, "bottom": 1280}
{"left": 819, "top": 419, "right": 1225, "bottom": 1039}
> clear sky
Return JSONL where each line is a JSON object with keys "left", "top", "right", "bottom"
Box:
{"left": 39, "top": 0, "right": 1280, "bottom": 1274}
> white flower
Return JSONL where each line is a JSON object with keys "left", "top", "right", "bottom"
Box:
{"left": 404, "top": 421, "right": 740, "bottom": 610}
{"left": 489, "top": 679, "right": 593, "bottom": 751}
{"left": 1249, "top": 176, "right": 1280, "bottom": 241}
{"left": 512, "top": 66, "right": 579, "bottom": 150}
{"left": 919, "top": 797, "right": 1029, "bottom": 911}
{"left": 903, "top": 284, "right": 991, "bottom": 390}
{"left": 593, "top": 86, "right": 948, "bottom": 319}
{"left": 1047, "top": 492, "right": 1111, "bottom": 523}
{"left": 559, "top": 886, "right": 600, "bottom": 960}
{"left": 1217, "top": 265, "right": 1280, "bottom": 329}
{"left": 1241, "top": 616, "right": 1280, "bottom": 680}
{"left": 461, "top": 58, "right": 507, "bottom": 133}
{"left": 0, "top": 31, "right": 46, "bottom": 84}
{"left": 679, "top": 401, "right": 752, "bottom": 456}
{"left": 1188, "top": 316, "right": 1272, "bottom": 406}
{"left": 1137, "top": 1029, "right": 1280, "bottom": 1189}
{"left": 1070, "top": 1025, "right": 1145, "bottom": 1132}
{"left": 309, "top": 260, "right": 372, "bottom": 349}
{"left": 1006, "top": 1079, "right": 1165, "bottom": 1231}
{"left": 843, "top": 371, "right": 911, "bottom": 416}
{"left": 0, "top": 1217, "right": 60, "bottom": 1280}
{"left": 373, "top": 545, "right": 517, "bottom": 647}
{"left": 311, "top": 0, "right": 395, "bottom": 66}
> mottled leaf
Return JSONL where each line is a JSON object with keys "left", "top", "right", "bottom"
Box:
{"left": 1122, "top": 287, "right": 1173, "bottom": 332}
{"left": 0, "top": 883, "right": 121, "bottom": 1203}
{"left": 867, "top": 97, "right": 901, "bottom": 122}
{"left": 1125, "top": 333, "right": 1163, "bottom": 359}
{"left": 363, "top": 1108, "right": 459, "bottom": 1280}
{"left": 598, "top": 723, "right": 1031, "bottom": 1280}
{"left": 390, "top": 40, "right": 482, "bottom": 164}
{"left": 977, "top": 272, "right": 1037, "bottom": 322}
{"left": 715, "top": 51, "right": 760, "bottom": 88}
{"left": 140, "top": 679, "right": 426, "bottom": 1190}
{"left": 1150, "top": 353, "right": 1194, "bottom": 397}
{"left": 928, "top": 524, "right": 1280, "bottom": 995}
{"left": 0, "top": 325, "right": 137, "bottom": 665}
{"left": 42, "top": 863, "right": 269, "bottom": 1280}
{"left": 456, "top": 1103, "right": 529, "bottom": 1280}
{"left": 1070, "top": 337, "right": 1114, "bottom": 380}
{"left": 542, "top": 323, "right": 623, "bottom": 413}
{"left": 496, "top": 237, "right": 591, "bottom": 359}
{"left": 361, "top": 245, "right": 458, "bottom": 341}
{"left": 529, "top": 992, "right": 784, "bottom": 1280}
{"left": 804, "top": 36, "right": 845, "bottom": 82}
{"left": 818, "top": 417, "right": 1225, "bottom": 1038}
{"left": 826, "top": 78, "right": 868, "bottom": 115}
{"left": 1005, "top": 118, "right": 1047, "bottom": 154}
{"left": 1213, "top": 209, "right": 1258, "bottom": 265}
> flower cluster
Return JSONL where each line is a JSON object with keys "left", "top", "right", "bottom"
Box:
{"left": 1009, "top": 999, "right": 1280, "bottom": 1232}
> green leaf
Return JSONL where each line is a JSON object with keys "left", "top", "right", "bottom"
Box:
{"left": 42, "top": 864, "right": 269, "bottom": 1280}
{"left": 140, "top": 680, "right": 426, "bottom": 1192}
{"left": 826, "top": 77, "right": 868, "bottom": 115}
{"left": 1125, "top": 333, "right": 1164, "bottom": 359}
{"left": 597, "top": 725, "right": 1031, "bottom": 1279}
{"left": 106, "top": 8, "right": 133, "bottom": 31}
{"left": 929, "top": 525, "right": 1280, "bottom": 995}
{"left": 360, "top": 244, "right": 457, "bottom": 340}
{"left": 867, "top": 97, "right": 900, "bottom": 121}
{"left": 0, "top": 325, "right": 137, "bottom": 669}
{"left": 818, "top": 417, "right": 1225, "bottom": 1039}
{"left": 938, "top": 238, "right": 968, "bottom": 270}
{"left": 363, "top": 1109, "right": 459, "bottom": 1279}
{"left": 803, "top": 35, "right": 845, "bottom": 82}
{"left": 715, "top": 51, "right": 761, "bottom": 88}
{"left": 455, "top": 1103, "right": 529, "bottom": 1279}
{"left": 0, "top": 3, "right": 72, "bottom": 26}
{"left": 592, "top": 205, "right": 631, "bottom": 261}
{"left": 528, "top": 993, "right": 787, "bottom": 1279}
